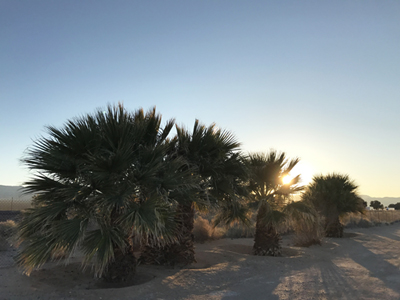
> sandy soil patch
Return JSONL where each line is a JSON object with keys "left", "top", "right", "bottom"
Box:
{"left": 1, "top": 223, "right": 400, "bottom": 300}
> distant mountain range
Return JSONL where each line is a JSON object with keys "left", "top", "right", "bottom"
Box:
{"left": 0, "top": 185, "right": 399, "bottom": 207}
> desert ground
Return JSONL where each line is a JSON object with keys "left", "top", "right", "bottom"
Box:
{"left": 1, "top": 223, "right": 400, "bottom": 300}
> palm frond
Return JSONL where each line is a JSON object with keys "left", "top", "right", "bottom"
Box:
{"left": 18, "top": 103, "right": 195, "bottom": 279}
{"left": 302, "top": 173, "right": 364, "bottom": 217}
{"left": 81, "top": 225, "right": 127, "bottom": 277}
{"left": 257, "top": 202, "right": 287, "bottom": 228}
{"left": 212, "top": 196, "right": 251, "bottom": 227}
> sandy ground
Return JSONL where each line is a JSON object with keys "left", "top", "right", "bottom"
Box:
{"left": 1, "top": 223, "right": 400, "bottom": 300}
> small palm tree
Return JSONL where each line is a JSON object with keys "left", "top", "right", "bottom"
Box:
{"left": 247, "top": 151, "right": 303, "bottom": 256}
{"left": 17, "top": 104, "right": 194, "bottom": 282}
{"left": 301, "top": 173, "right": 364, "bottom": 238}
{"left": 140, "top": 120, "right": 248, "bottom": 265}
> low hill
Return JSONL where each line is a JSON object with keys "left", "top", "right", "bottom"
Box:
{"left": 0, "top": 185, "right": 32, "bottom": 200}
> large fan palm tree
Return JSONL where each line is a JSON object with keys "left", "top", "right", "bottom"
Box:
{"left": 247, "top": 151, "right": 303, "bottom": 256}
{"left": 301, "top": 173, "right": 364, "bottom": 237}
{"left": 17, "top": 104, "right": 195, "bottom": 282}
{"left": 140, "top": 120, "right": 249, "bottom": 265}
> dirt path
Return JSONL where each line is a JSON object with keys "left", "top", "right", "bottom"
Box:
{"left": 1, "top": 223, "right": 400, "bottom": 300}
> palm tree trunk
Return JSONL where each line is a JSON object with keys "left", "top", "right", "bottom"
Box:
{"left": 253, "top": 205, "right": 282, "bottom": 256}
{"left": 103, "top": 247, "right": 137, "bottom": 283}
{"left": 324, "top": 215, "right": 343, "bottom": 238}
{"left": 104, "top": 209, "right": 137, "bottom": 283}
{"left": 140, "top": 202, "right": 196, "bottom": 266}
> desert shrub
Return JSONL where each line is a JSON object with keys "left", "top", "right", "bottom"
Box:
{"left": 342, "top": 210, "right": 400, "bottom": 228}
{"left": 288, "top": 215, "right": 324, "bottom": 247}
{"left": 276, "top": 220, "right": 295, "bottom": 235}
{"left": 0, "top": 220, "right": 17, "bottom": 251}
{"left": 224, "top": 223, "right": 255, "bottom": 239}
{"left": 220, "top": 209, "right": 256, "bottom": 239}
{"left": 369, "top": 210, "right": 400, "bottom": 223}
{"left": 345, "top": 218, "right": 374, "bottom": 228}
{"left": 293, "top": 228, "right": 323, "bottom": 247}
{"left": 193, "top": 216, "right": 224, "bottom": 243}
{"left": 193, "top": 216, "right": 212, "bottom": 243}
{"left": 212, "top": 227, "right": 225, "bottom": 240}
{"left": 0, "top": 220, "right": 16, "bottom": 238}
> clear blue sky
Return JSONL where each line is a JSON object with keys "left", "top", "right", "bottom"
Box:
{"left": 1, "top": 1, "right": 399, "bottom": 197}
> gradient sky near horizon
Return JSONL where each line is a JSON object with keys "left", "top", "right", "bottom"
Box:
{"left": 1, "top": 1, "right": 399, "bottom": 197}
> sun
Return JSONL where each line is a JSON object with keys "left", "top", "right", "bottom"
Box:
{"left": 282, "top": 175, "right": 292, "bottom": 185}
{"left": 291, "top": 162, "right": 315, "bottom": 186}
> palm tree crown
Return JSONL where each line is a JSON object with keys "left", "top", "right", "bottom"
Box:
{"left": 247, "top": 150, "right": 303, "bottom": 256}
{"left": 140, "top": 120, "right": 249, "bottom": 265}
{"left": 17, "top": 104, "right": 194, "bottom": 281}
{"left": 248, "top": 151, "right": 302, "bottom": 206}
{"left": 301, "top": 173, "right": 364, "bottom": 237}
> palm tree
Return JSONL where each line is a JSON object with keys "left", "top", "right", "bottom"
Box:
{"left": 301, "top": 173, "right": 364, "bottom": 238}
{"left": 140, "top": 120, "right": 249, "bottom": 265}
{"left": 16, "top": 104, "right": 195, "bottom": 282}
{"left": 247, "top": 151, "right": 303, "bottom": 256}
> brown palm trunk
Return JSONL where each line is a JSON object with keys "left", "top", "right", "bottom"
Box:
{"left": 140, "top": 202, "right": 196, "bottom": 266}
{"left": 324, "top": 215, "right": 343, "bottom": 238}
{"left": 103, "top": 247, "right": 137, "bottom": 283}
{"left": 253, "top": 204, "right": 282, "bottom": 256}
{"left": 103, "top": 209, "right": 137, "bottom": 283}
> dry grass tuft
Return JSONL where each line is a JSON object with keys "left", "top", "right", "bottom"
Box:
{"left": 286, "top": 216, "right": 323, "bottom": 247}
{"left": 291, "top": 221, "right": 323, "bottom": 247}
{"left": 342, "top": 210, "right": 400, "bottom": 227}
{"left": 193, "top": 216, "right": 224, "bottom": 243}
{"left": 223, "top": 223, "right": 255, "bottom": 239}
{"left": 0, "top": 220, "right": 16, "bottom": 238}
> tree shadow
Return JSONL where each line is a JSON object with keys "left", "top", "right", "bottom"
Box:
{"left": 344, "top": 233, "right": 400, "bottom": 292}
{"left": 158, "top": 240, "right": 359, "bottom": 299}
{"left": 371, "top": 225, "right": 400, "bottom": 242}
{"left": 8, "top": 228, "right": 400, "bottom": 299}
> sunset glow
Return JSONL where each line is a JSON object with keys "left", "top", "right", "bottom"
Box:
{"left": 282, "top": 175, "right": 292, "bottom": 185}
{"left": 292, "top": 162, "right": 315, "bottom": 187}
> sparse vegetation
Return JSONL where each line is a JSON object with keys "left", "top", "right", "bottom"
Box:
{"left": 284, "top": 201, "right": 323, "bottom": 247}
{"left": 193, "top": 216, "right": 224, "bottom": 243}
{"left": 0, "top": 220, "right": 16, "bottom": 251}
{"left": 223, "top": 223, "right": 255, "bottom": 239}
{"left": 342, "top": 210, "right": 400, "bottom": 227}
